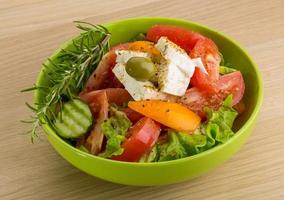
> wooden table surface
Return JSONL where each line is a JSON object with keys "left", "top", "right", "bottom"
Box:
{"left": 1, "top": 0, "right": 284, "bottom": 199}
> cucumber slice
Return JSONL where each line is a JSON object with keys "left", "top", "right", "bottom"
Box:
{"left": 54, "top": 99, "right": 93, "bottom": 138}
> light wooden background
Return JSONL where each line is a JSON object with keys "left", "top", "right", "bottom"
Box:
{"left": 1, "top": 0, "right": 284, "bottom": 199}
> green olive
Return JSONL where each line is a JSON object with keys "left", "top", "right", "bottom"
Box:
{"left": 126, "top": 57, "right": 157, "bottom": 81}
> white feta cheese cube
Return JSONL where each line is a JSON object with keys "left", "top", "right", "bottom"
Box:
{"left": 155, "top": 37, "right": 207, "bottom": 96}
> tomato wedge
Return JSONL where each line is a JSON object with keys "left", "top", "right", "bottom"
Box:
{"left": 147, "top": 24, "right": 205, "bottom": 53}
{"left": 179, "top": 87, "right": 222, "bottom": 118}
{"left": 189, "top": 38, "right": 221, "bottom": 94}
{"left": 83, "top": 91, "right": 109, "bottom": 154}
{"left": 190, "top": 68, "right": 217, "bottom": 93}
{"left": 111, "top": 117, "right": 161, "bottom": 162}
{"left": 80, "top": 88, "right": 132, "bottom": 106}
{"left": 217, "top": 71, "right": 245, "bottom": 105}
{"left": 190, "top": 38, "right": 221, "bottom": 81}
{"left": 84, "top": 43, "right": 130, "bottom": 91}
{"left": 180, "top": 71, "right": 245, "bottom": 117}
{"left": 110, "top": 43, "right": 130, "bottom": 51}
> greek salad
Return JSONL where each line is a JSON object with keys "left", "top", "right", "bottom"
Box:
{"left": 25, "top": 23, "right": 245, "bottom": 162}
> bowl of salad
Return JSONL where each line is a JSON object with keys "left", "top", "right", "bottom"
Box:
{"left": 25, "top": 17, "right": 263, "bottom": 186}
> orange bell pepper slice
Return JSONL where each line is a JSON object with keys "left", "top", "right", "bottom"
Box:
{"left": 128, "top": 100, "right": 201, "bottom": 132}
{"left": 129, "top": 41, "right": 160, "bottom": 57}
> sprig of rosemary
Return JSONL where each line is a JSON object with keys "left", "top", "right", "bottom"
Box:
{"left": 21, "top": 21, "right": 111, "bottom": 142}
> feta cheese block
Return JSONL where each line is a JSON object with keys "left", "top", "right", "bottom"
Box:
{"left": 112, "top": 50, "right": 177, "bottom": 101}
{"left": 155, "top": 37, "right": 207, "bottom": 96}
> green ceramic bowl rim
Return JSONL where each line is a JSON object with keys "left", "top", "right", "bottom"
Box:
{"left": 35, "top": 17, "right": 263, "bottom": 166}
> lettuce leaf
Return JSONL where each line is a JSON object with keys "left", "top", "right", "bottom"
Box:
{"left": 219, "top": 66, "right": 237, "bottom": 75}
{"left": 158, "top": 132, "right": 188, "bottom": 161}
{"left": 203, "top": 95, "right": 237, "bottom": 145}
{"left": 139, "top": 145, "right": 160, "bottom": 162}
{"left": 143, "top": 95, "right": 238, "bottom": 162}
{"left": 177, "top": 131, "right": 207, "bottom": 155}
{"left": 151, "top": 131, "right": 207, "bottom": 162}
{"left": 99, "top": 106, "right": 131, "bottom": 158}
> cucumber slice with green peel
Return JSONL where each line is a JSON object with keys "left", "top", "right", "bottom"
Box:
{"left": 54, "top": 99, "right": 93, "bottom": 138}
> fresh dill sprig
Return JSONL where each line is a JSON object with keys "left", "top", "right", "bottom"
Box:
{"left": 21, "top": 21, "right": 111, "bottom": 143}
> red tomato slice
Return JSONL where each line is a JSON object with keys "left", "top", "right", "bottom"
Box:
{"left": 110, "top": 43, "right": 130, "bottom": 51}
{"left": 80, "top": 88, "right": 132, "bottom": 106}
{"left": 84, "top": 43, "right": 130, "bottom": 91}
{"left": 83, "top": 91, "right": 109, "bottom": 154}
{"left": 217, "top": 71, "right": 245, "bottom": 105}
{"left": 121, "top": 107, "right": 144, "bottom": 124}
{"left": 179, "top": 87, "right": 223, "bottom": 119}
{"left": 190, "top": 38, "right": 221, "bottom": 82}
{"left": 181, "top": 71, "right": 245, "bottom": 117}
{"left": 111, "top": 117, "right": 161, "bottom": 162}
{"left": 147, "top": 25, "right": 205, "bottom": 53}
{"left": 190, "top": 68, "right": 217, "bottom": 93}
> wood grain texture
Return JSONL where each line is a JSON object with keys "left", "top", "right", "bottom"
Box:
{"left": 1, "top": 0, "right": 284, "bottom": 199}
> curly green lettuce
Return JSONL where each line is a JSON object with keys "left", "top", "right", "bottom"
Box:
{"left": 141, "top": 95, "right": 238, "bottom": 162}
{"left": 99, "top": 106, "right": 131, "bottom": 158}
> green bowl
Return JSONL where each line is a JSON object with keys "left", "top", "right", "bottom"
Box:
{"left": 35, "top": 17, "right": 263, "bottom": 186}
